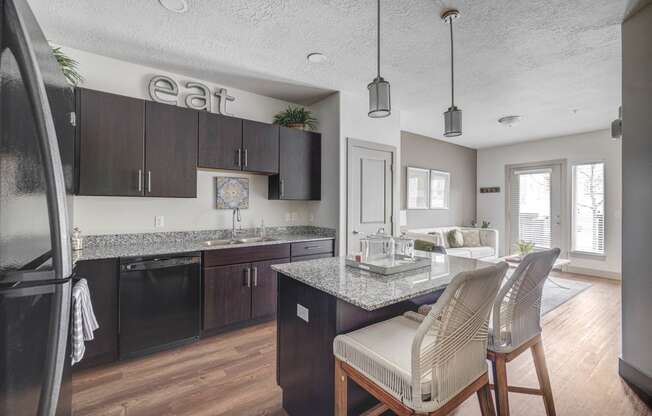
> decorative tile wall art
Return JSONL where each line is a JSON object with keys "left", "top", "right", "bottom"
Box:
{"left": 216, "top": 177, "right": 249, "bottom": 209}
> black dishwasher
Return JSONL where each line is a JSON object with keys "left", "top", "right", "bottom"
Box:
{"left": 119, "top": 253, "right": 201, "bottom": 359}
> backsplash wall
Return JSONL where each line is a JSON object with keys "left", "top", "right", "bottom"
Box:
{"left": 65, "top": 47, "right": 320, "bottom": 235}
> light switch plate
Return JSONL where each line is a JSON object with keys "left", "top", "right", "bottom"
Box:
{"left": 154, "top": 216, "right": 165, "bottom": 228}
{"left": 297, "top": 303, "right": 309, "bottom": 323}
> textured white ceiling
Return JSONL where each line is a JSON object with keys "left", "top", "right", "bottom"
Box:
{"left": 29, "top": 0, "right": 627, "bottom": 148}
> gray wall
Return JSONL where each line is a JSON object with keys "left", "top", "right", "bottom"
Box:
{"left": 621, "top": 2, "right": 652, "bottom": 396}
{"left": 401, "top": 131, "right": 477, "bottom": 229}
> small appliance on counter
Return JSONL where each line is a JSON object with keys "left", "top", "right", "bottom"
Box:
{"left": 71, "top": 227, "right": 83, "bottom": 251}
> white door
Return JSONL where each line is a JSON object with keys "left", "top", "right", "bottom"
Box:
{"left": 347, "top": 139, "right": 395, "bottom": 255}
{"left": 508, "top": 163, "right": 563, "bottom": 254}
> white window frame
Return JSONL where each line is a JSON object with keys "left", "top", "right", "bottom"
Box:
{"left": 571, "top": 161, "right": 606, "bottom": 257}
{"left": 406, "top": 167, "right": 430, "bottom": 210}
{"left": 429, "top": 169, "right": 450, "bottom": 210}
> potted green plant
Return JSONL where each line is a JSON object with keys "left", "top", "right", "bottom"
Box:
{"left": 51, "top": 45, "right": 83, "bottom": 86}
{"left": 514, "top": 240, "right": 535, "bottom": 259}
{"left": 273, "top": 105, "right": 317, "bottom": 130}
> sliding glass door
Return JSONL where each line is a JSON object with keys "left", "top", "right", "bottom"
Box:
{"left": 508, "top": 163, "right": 563, "bottom": 254}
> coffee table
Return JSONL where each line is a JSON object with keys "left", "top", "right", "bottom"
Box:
{"left": 487, "top": 255, "right": 572, "bottom": 288}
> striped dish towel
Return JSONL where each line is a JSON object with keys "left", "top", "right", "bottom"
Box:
{"left": 71, "top": 278, "right": 99, "bottom": 365}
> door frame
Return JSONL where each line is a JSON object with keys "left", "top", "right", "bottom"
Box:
{"left": 346, "top": 138, "right": 397, "bottom": 254}
{"left": 504, "top": 159, "right": 569, "bottom": 258}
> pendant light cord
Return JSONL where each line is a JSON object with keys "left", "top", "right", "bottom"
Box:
{"left": 377, "top": 0, "right": 381, "bottom": 79}
{"left": 449, "top": 17, "right": 454, "bottom": 107}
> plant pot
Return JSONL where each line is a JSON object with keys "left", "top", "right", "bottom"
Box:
{"left": 286, "top": 123, "right": 306, "bottom": 130}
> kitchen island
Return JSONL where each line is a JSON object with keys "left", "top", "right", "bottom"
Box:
{"left": 272, "top": 253, "right": 493, "bottom": 416}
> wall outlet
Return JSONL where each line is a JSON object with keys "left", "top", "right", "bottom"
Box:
{"left": 291, "top": 212, "right": 298, "bottom": 223}
{"left": 297, "top": 304, "right": 309, "bottom": 323}
{"left": 154, "top": 216, "right": 165, "bottom": 228}
{"left": 285, "top": 212, "right": 292, "bottom": 223}
{"left": 309, "top": 214, "right": 315, "bottom": 223}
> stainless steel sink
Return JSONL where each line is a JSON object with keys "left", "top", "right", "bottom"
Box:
{"left": 235, "top": 237, "right": 277, "bottom": 243}
{"left": 202, "top": 237, "right": 276, "bottom": 246}
{"left": 202, "top": 239, "right": 237, "bottom": 246}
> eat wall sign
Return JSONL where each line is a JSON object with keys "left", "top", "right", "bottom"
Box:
{"left": 148, "top": 75, "right": 235, "bottom": 115}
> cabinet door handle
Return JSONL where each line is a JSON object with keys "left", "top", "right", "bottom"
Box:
{"left": 244, "top": 148, "right": 248, "bottom": 168}
{"left": 138, "top": 169, "right": 142, "bottom": 192}
{"left": 245, "top": 267, "right": 251, "bottom": 287}
{"left": 280, "top": 180, "right": 284, "bottom": 198}
{"left": 253, "top": 267, "right": 258, "bottom": 287}
{"left": 304, "top": 245, "right": 321, "bottom": 250}
{"left": 147, "top": 171, "right": 152, "bottom": 193}
{"left": 236, "top": 148, "right": 242, "bottom": 167}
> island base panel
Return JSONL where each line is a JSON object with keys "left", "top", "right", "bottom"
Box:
{"left": 277, "top": 273, "right": 443, "bottom": 416}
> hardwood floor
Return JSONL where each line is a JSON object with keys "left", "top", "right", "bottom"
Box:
{"left": 73, "top": 272, "right": 652, "bottom": 416}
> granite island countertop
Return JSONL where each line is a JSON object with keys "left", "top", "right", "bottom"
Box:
{"left": 73, "top": 226, "right": 335, "bottom": 263}
{"left": 272, "top": 252, "right": 495, "bottom": 311}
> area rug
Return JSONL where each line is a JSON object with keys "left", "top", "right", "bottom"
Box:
{"left": 541, "top": 278, "right": 592, "bottom": 316}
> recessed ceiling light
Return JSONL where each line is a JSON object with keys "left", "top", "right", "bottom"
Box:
{"left": 498, "top": 115, "right": 522, "bottom": 127}
{"left": 307, "top": 53, "right": 328, "bottom": 64}
{"left": 159, "top": 0, "right": 188, "bottom": 13}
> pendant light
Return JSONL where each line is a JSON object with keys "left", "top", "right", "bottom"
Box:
{"left": 368, "top": 0, "right": 391, "bottom": 118}
{"left": 442, "top": 9, "right": 462, "bottom": 137}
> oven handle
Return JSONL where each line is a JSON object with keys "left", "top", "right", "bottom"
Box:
{"left": 121, "top": 256, "right": 200, "bottom": 272}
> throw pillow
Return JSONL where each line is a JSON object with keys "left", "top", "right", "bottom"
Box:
{"left": 447, "top": 229, "right": 464, "bottom": 248}
{"left": 461, "top": 230, "right": 481, "bottom": 247}
{"left": 414, "top": 239, "right": 435, "bottom": 252}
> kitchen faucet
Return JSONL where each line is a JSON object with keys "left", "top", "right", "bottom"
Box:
{"left": 231, "top": 207, "right": 241, "bottom": 240}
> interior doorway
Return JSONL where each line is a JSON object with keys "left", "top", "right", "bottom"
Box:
{"left": 346, "top": 138, "right": 396, "bottom": 255}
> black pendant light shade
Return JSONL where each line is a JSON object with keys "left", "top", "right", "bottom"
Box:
{"left": 368, "top": 76, "right": 391, "bottom": 118}
{"left": 444, "top": 106, "right": 462, "bottom": 137}
{"left": 442, "top": 9, "right": 461, "bottom": 137}
{"left": 369, "top": 0, "right": 391, "bottom": 118}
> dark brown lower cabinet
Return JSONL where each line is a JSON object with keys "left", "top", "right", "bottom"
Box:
{"left": 252, "top": 258, "right": 289, "bottom": 319}
{"left": 203, "top": 263, "right": 252, "bottom": 330}
{"left": 72, "top": 258, "right": 119, "bottom": 370}
{"left": 203, "top": 257, "right": 291, "bottom": 332}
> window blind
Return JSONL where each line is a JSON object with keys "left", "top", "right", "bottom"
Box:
{"left": 573, "top": 162, "right": 605, "bottom": 255}
{"left": 511, "top": 170, "right": 552, "bottom": 249}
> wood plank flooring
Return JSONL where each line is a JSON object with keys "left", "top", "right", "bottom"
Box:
{"left": 73, "top": 272, "right": 652, "bottom": 416}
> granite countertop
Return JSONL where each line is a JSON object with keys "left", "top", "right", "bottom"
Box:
{"left": 73, "top": 226, "right": 335, "bottom": 263}
{"left": 272, "top": 252, "right": 494, "bottom": 311}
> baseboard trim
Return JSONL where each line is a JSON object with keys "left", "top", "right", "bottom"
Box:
{"left": 564, "top": 265, "right": 621, "bottom": 280}
{"left": 619, "top": 358, "right": 652, "bottom": 408}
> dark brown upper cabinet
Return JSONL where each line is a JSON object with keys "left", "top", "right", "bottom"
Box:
{"left": 145, "top": 102, "right": 198, "bottom": 198}
{"left": 197, "top": 113, "right": 279, "bottom": 175}
{"left": 76, "top": 88, "right": 145, "bottom": 196}
{"left": 269, "top": 127, "right": 321, "bottom": 200}
{"left": 198, "top": 112, "right": 242, "bottom": 171}
{"left": 242, "top": 120, "right": 279, "bottom": 174}
{"left": 75, "top": 88, "right": 198, "bottom": 198}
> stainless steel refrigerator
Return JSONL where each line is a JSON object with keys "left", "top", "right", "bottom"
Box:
{"left": 0, "top": 0, "right": 76, "bottom": 415}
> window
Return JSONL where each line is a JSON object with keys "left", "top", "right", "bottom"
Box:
{"left": 430, "top": 170, "right": 450, "bottom": 209}
{"left": 407, "top": 167, "right": 429, "bottom": 209}
{"left": 407, "top": 167, "right": 450, "bottom": 210}
{"left": 572, "top": 162, "right": 605, "bottom": 255}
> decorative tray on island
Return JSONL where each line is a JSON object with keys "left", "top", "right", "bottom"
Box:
{"left": 345, "top": 254, "right": 432, "bottom": 275}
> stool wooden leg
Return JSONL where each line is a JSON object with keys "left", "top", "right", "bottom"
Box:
{"left": 531, "top": 340, "right": 556, "bottom": 416}
{"left": 335, "top": 358, "right": 348, "bottom": 416}
{"left": 491, "top": 355, "right": 510, "bottom": 416}
{"left": 477, "top": 382, "right": 496, "bottom": 416}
